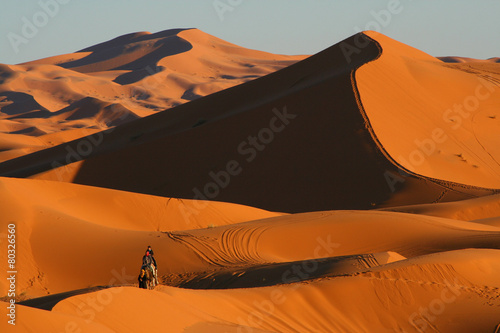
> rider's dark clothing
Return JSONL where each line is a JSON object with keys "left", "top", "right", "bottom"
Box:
{"left": 147, "top": 249, "right": 157, "bottom": 269}
{"left": 142, "top": 254, "right": 153, "bottom": 269}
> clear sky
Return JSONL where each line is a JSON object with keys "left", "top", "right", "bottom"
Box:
{"left": 1, "top": 0, "right": 499, "bottom": 64}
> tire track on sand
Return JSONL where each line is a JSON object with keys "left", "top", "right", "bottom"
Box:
{"left": 165, "top": 225, "right": 270, "bottom": 267}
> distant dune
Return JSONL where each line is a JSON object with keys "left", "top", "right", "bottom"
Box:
{"left": 1, "top": 29, "right": 500, "bottom": 333}
{"left": 438, "top": 56, "right": 500, "bottom": 63}
{"left": 0, "top": 28, "right": 305, "bottom": 162}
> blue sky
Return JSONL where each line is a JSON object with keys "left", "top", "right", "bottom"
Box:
{"left": 1, "top": 0, "right": 499, "bottom": 64}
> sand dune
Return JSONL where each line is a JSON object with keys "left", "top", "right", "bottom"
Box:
{"left": 1, "top": 31, "right": 498, "bottom": 213}
{"left": 2, "top": 175, "right": 500, "bottom": 332}
{"left": 0, "top": 28, "right": 305, "bottom": 163}
{"left": 1, "top": 29, "right": 500, "bottom": 332}
{"left": 0, "top": 176, "right": 281, "bottom": 297}
{"left": 4, "top": 248, "right": 500, "bottom": 332}
{"left": 357, "top": 31, "right": 500, "bottom": 190}
{"left": 1, "top": 176, "right": 499, "bottom": 299}
{"left": 50, "top": 250, "right": 500, "bottom": 332}
{"left": 381, "top": 192, "right": 500, "bottom": 223}
{"left": 438, "top": 56, "right": 500, "bottom": 63}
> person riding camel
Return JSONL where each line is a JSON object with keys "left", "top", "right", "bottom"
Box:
{"left": 142, "top": 246, "right": 158, "bottom": 285}
{"left": 147, "top": 245, "right": 157, "bottom": 269}
{"left": 142, "top": 250, "right": 153, "bottom": 269}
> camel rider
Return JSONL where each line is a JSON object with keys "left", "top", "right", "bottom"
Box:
{"left": 147, "top": 245, "right": 157, "bottom": 269}
{"left": 143, "top": 246, "right": 158, "bottom": 284}
{"left": 142, "top": 250, "right": 153, "bottom": 269}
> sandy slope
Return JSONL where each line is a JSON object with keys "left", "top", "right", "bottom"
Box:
{"left": 1, "top": 30, "right": 500, "bottom": 333}
{"left": 3, "top": 249, "right": 500, "bottom": 332}
{"left": 0, "top": 176, "right": 281, "bottom": 298}
{"left": 0, "top": 28, "right": 305, "bottom": 163}
{"left": 381, "top": 192, "right": 500, "bottom": 225}
{"left": 1, "top": 176, "right": 499, "bottom": 299}
{"left": 438, "top": 56, "right": 500, "bottom": 63}
{"left": 2, "top": 176, "right": 500, "bottom": 332}
{"left": 48, "top": 251, "right": 500, "bottom": 332}
{"left": 356, "top": 31, "right": 500, "bottom": 190}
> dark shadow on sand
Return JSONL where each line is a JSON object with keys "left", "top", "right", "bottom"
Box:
{"left": 18, "top": 286, "right": 113, "bottom": 310}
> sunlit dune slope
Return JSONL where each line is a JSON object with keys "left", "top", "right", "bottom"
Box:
{"left": 357, "top": 31, "right": 500, "bottom": 190}
{"left": 1, "top": 29, "right": 500, "bottom": 333}
{"left": 5, "top": 249, "right": 500, "bottom": 333}
{"left": 0, "top": 176, "right": 281, "bottom": 297}
{"left": 381, "top": 192, "right": 500, "bottom": 227}
{"left": 2, "top": 176, "right": 499, "bottom": 300}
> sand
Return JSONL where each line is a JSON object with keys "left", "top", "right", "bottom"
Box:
{"left": 0, "top": 29, "right": 305, "bottom": 163}
{"left": 356, "top": 31, "right": 500, "bottom": 189}
{"left": 1, "top": 29, "right": 500, "bottom": 332}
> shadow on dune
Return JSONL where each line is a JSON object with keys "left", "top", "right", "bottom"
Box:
{"left": 6, "top": 96, "right": 139, "bottom": 126}
{"left": 164, "top": 254, "right": 382, "bottom": 290}
{"left": 18, "top": 286, "right": 112, "bottom": 310}
{"left": 0, "top": 91, "right": 48, "bottom": 115}
{"left": 67, "top": 32, "right": 391, "bottom": 213}
{"left": 56, "top": 28, "right": 193, "bottom": 77}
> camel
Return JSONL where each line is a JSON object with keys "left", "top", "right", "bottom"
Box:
{"left": 138, "top": 267, "right": 156, "bottom": 290}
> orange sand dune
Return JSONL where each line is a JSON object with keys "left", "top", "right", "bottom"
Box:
{"left": 1, "top": 29, "right": 500, "bottom": 332}
{"left": 357, "top": 31, "right": 500, "bottom": 191}
{"left": 381, "top": 192, "right": 500, "bottom": 224}
{"left": 0, "top": 29, "right": 305, "bottom": 163}
{"left": 2, "top": 180, "right": 500, "bottom": 332}
{"left": 3, "top": 248, "right": 499, "bottom": 333}
{"left": 52, "top": 250, "right": 500, "bottom": 332}
{"left": 0, "top": 176, "right": 281, "bottom": 298}
{"left": 2, "top": 176, "right": 499, "bottom": 300}
{"left": 2, "top": 31, "right": 498, "bottom": 212}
